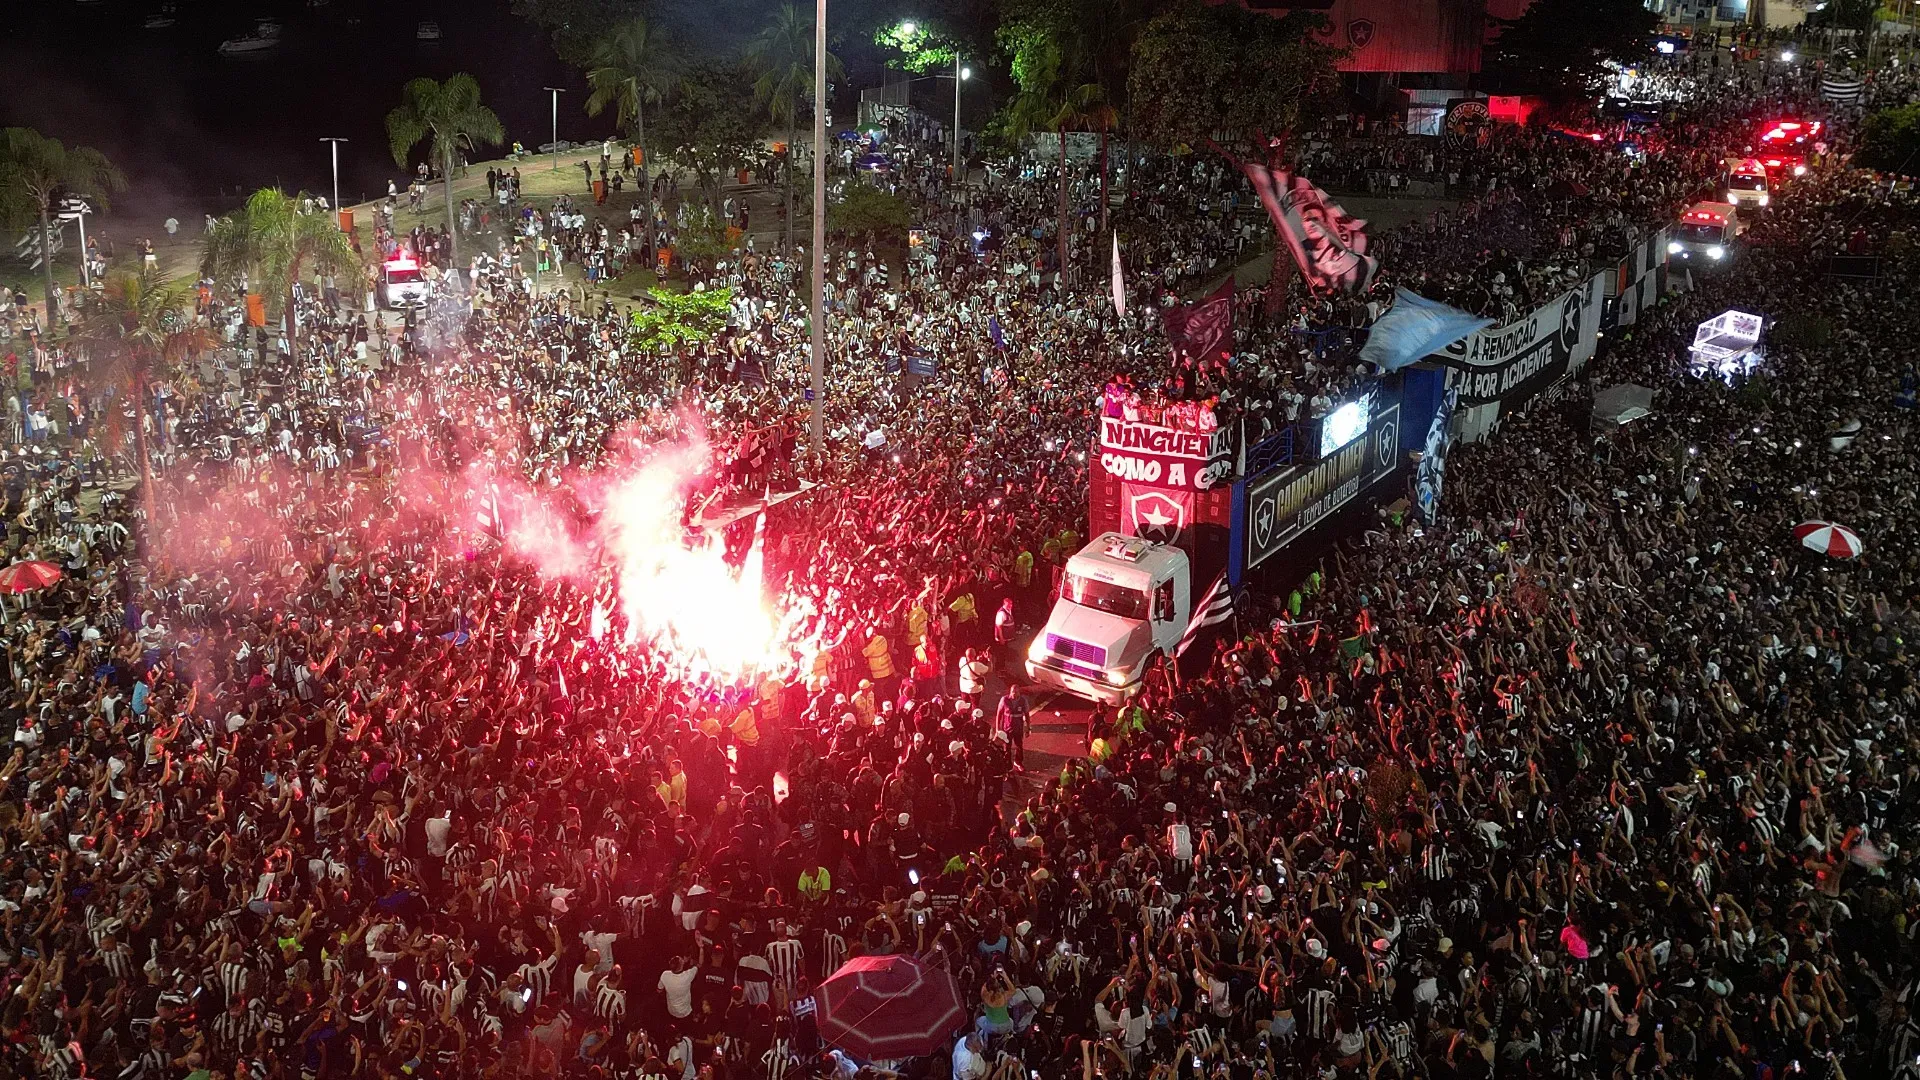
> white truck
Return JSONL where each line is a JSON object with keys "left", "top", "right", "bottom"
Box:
{"left": 1025, "top": 533, "right": 1193, "bottom": 706}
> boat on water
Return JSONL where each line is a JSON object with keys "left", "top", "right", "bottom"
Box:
{"left": 218, "top": 20, "right": 284, "bottom": 55}
{"left": 143, "top": 4, "right": 177, "bottom": 29}
{"left": 416, "top": 21, "right": 442, "bottom": 42}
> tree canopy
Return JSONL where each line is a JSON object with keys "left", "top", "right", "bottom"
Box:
{"left": 1126, "top": 2, "right": 1345, "bottom": 159}
{"left": 1482, "top": 0, "right": 1660, "bottom": 102}
{"left": 1858, "top": 105, "right": 1920, "bottom": 176}
{"left": 652, "top": 59, "right": 770, "bottom": 212}
{"left": 828, "top": 179, "right": 911, "bottom": 245}
{"left": 584, "top": 17, "right": 677, "bottom": 145}
{"left": 628, "top": 284, "right": 732, "bottom": 350}
{"left": 0, "top": 127, "right": 126, "bottom": 319}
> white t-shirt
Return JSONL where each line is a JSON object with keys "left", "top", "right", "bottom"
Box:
{"left": 1168, "top": 823, "right": 1193, "bottom": 862}
{"left": 425, "top": 816, "right": 452, "bottom": 857}
{"left": 951, "top": 1038, "right": 988, "bottom": 1080}
{"left": 657, "top": 966, "right": 698, "bottom": 1018}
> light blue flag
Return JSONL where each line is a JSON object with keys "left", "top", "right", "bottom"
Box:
{"left": 1359, "top": 289, "right": 1493, "bottom": 373}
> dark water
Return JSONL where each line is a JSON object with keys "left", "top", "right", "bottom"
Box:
{"left": 0, "top": 0, "right": 591, "bottom": 231}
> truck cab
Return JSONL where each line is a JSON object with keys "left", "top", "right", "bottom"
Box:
{"left": 1667, "top": 202, "right": 1744, "bottom": 267}
{"left": 1723, "top": 158, "right": 1770, "bottom": 209}
{"left": 1026, "top": 533, "right": 1192, "bottom": 706}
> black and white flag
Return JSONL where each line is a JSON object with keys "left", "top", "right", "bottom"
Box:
{"left": 1176, "top": 573, "right": 1234, "bottom": 657}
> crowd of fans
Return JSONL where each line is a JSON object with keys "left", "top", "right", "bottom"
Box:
{"left": 1, "top": 40, "right": 1918, "bottom": 1080}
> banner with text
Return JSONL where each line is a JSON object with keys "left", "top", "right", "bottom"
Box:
{"left": 1095, "top": 416, "right": 1235, "bottom": 491}
{"left": 1244, "top": 404, "right": 1402, "bottom": 570}
{"left": 1427, "top": 277, "right": 1602, "bottom": 407}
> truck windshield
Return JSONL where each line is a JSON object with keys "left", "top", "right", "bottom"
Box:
{"left": 1062, "top": 574, "right": 1148, "bottom": 620}
{"left": 1675, "top": 222, "right": 1725, "bottom": 244}
{"left": 1729, "top": 175, "right": 1766, "bottom": 191}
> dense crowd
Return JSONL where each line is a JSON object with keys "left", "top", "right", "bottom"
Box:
{"left": 2, "top": 40, "right": 1919, "bottom": 1080}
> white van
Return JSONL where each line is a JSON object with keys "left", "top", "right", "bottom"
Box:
{"left": 1667, "top": 202, "right": 1745, "bottom": 266}
{"left": 381, "top": 251, "right": 430, "bottom": 308}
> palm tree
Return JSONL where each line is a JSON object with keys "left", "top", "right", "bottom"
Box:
{"left": 385, "top": 74, "right": 505, "bottom": 270}
{"left": 75, "top": 268, "right": 211, "bottom": 544}
{"left": 202, "top": 188, "right": 359, "bottom": 357}
{"left": 747, "top": 4, "right": 843, "bottom": 254}
{"left": 0, "top": 128, "right": 126, "bottom": 328}
{"left": 584, "top": 17, "right": 677, "bottom": 262}
{"left": 1006, "top": 48, "right": 1107, "bottom": 281}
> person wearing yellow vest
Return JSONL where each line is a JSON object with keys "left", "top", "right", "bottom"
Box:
{"left": 654, "top": 760, "right": 688, "bottom": 812}
{"left": 905, "top": 599, "right": 930, "bottom": 648}
{"left": 804, "top": 647, "right": 833, "bottom": 693}
{"left": 756, "top": 673, "right": 784, "bottom": 727}
{"left": 862, "top": 627, "right": 897, "bottom": 703}
{"left": 798, "top": 864, "right": 831, "bottom": 903}
{"left": 729, "top": 705, "right": 761, "bottom": 746}
{"left": 948, "top": 590, "right": 978, "bottom": 637}
{"left": 1011, "top": 550, "right": 1033, "bottom": 588}
{"left": 850, "top": 680, "right": 877, "bottom": 725}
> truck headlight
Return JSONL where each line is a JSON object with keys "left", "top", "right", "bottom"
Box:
{"left": 1707, "top": 246, "right": 1725, "bottom": 260}
{"left": 1105, "top": 669, "right": 1130, "bottom": 687}
{"left": 1666, "top": 241, "right": 1682, "bottom": 254}
{"left": 1027, "top": 638, "right": 1048, "bottom": 662}
{"left": 1793, "top": 164, "right": 1806, "bottom": 176}
{"left": 1758, "top": 194, "right": 1769, "bottom": 206}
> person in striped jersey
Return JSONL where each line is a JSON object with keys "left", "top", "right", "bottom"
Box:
{"left": 765, "top": 927, "right": 806, "bottom": 998}
{"left": 592, "top": 966, "right": 628, "bottom": 1026}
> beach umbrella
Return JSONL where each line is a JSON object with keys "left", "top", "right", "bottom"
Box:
{"left": 1792, "top": 520, "right": 1863, "bottom": 559}
{"left": 814, "top": 954, "right": 967, "bottom": 1060}
{"left": 0, "top": 561, "right": 63, "bottom": 594}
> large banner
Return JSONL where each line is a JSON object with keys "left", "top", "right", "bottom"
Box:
{"left": 1427, "top": 274, "right": 1605, "bottom": 439}
{"left": 1244, "top": 403, "right": 1401, "bottom": 571}
{"left": 1163, "top": 278, "right": 1234, "bottom": 362}
{"left": 1243, "top": 162, "right": 1378, "bottom": 295}
{"left": 1096, "top": 415, "right": 1234, "bottom": 491}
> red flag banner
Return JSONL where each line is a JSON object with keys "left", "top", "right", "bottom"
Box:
{"left": 1162, "top": 277, "right": 1234, "bottom": 362}
{"left": 1243, "top": 162, "right": 1378, "bottom": 295}
{"left": 1121, "top": 484, "right": 1194, "bottom": 545}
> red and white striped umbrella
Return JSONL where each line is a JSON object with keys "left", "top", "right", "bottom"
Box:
{"left": 1792, "top": 521, "right": 1863, "bottom": 559}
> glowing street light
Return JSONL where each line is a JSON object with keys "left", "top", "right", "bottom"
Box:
{"left": 952, "top": 54, "right": 966, "bottom": 174}
{"left": 899, "top": 19, "right": 917, "bottom": 35}
{"left": 544, "top": 86, "right": 566, "bottom": 171}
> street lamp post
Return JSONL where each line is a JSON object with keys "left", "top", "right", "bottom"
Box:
{"left": 320, "top": 137, "right": 348, "bottom": 218}
{"left": 811, "top": 0, "right": 827, "bottom": 459}
{"left": 954, "top": 59, "right": 969, "bottom": 177}
{"left": 545, "top": 87, "right": 567, "bottom": 171}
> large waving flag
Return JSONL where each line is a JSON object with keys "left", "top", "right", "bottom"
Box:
{"left": 1243, "top": 161, "right": 1378, "bottom": 295}
{"left": 1358, "top": 289, "right": 1494, "bottom": 373}
{"left": 1176, "top": 573, "right": 1234, "bottom": 657}
{"left": 1163, "top": 277, "right": 1234, "bottom": 362}
{"left": 1111, "top": 233, "right": 1128, "bottom": 320}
